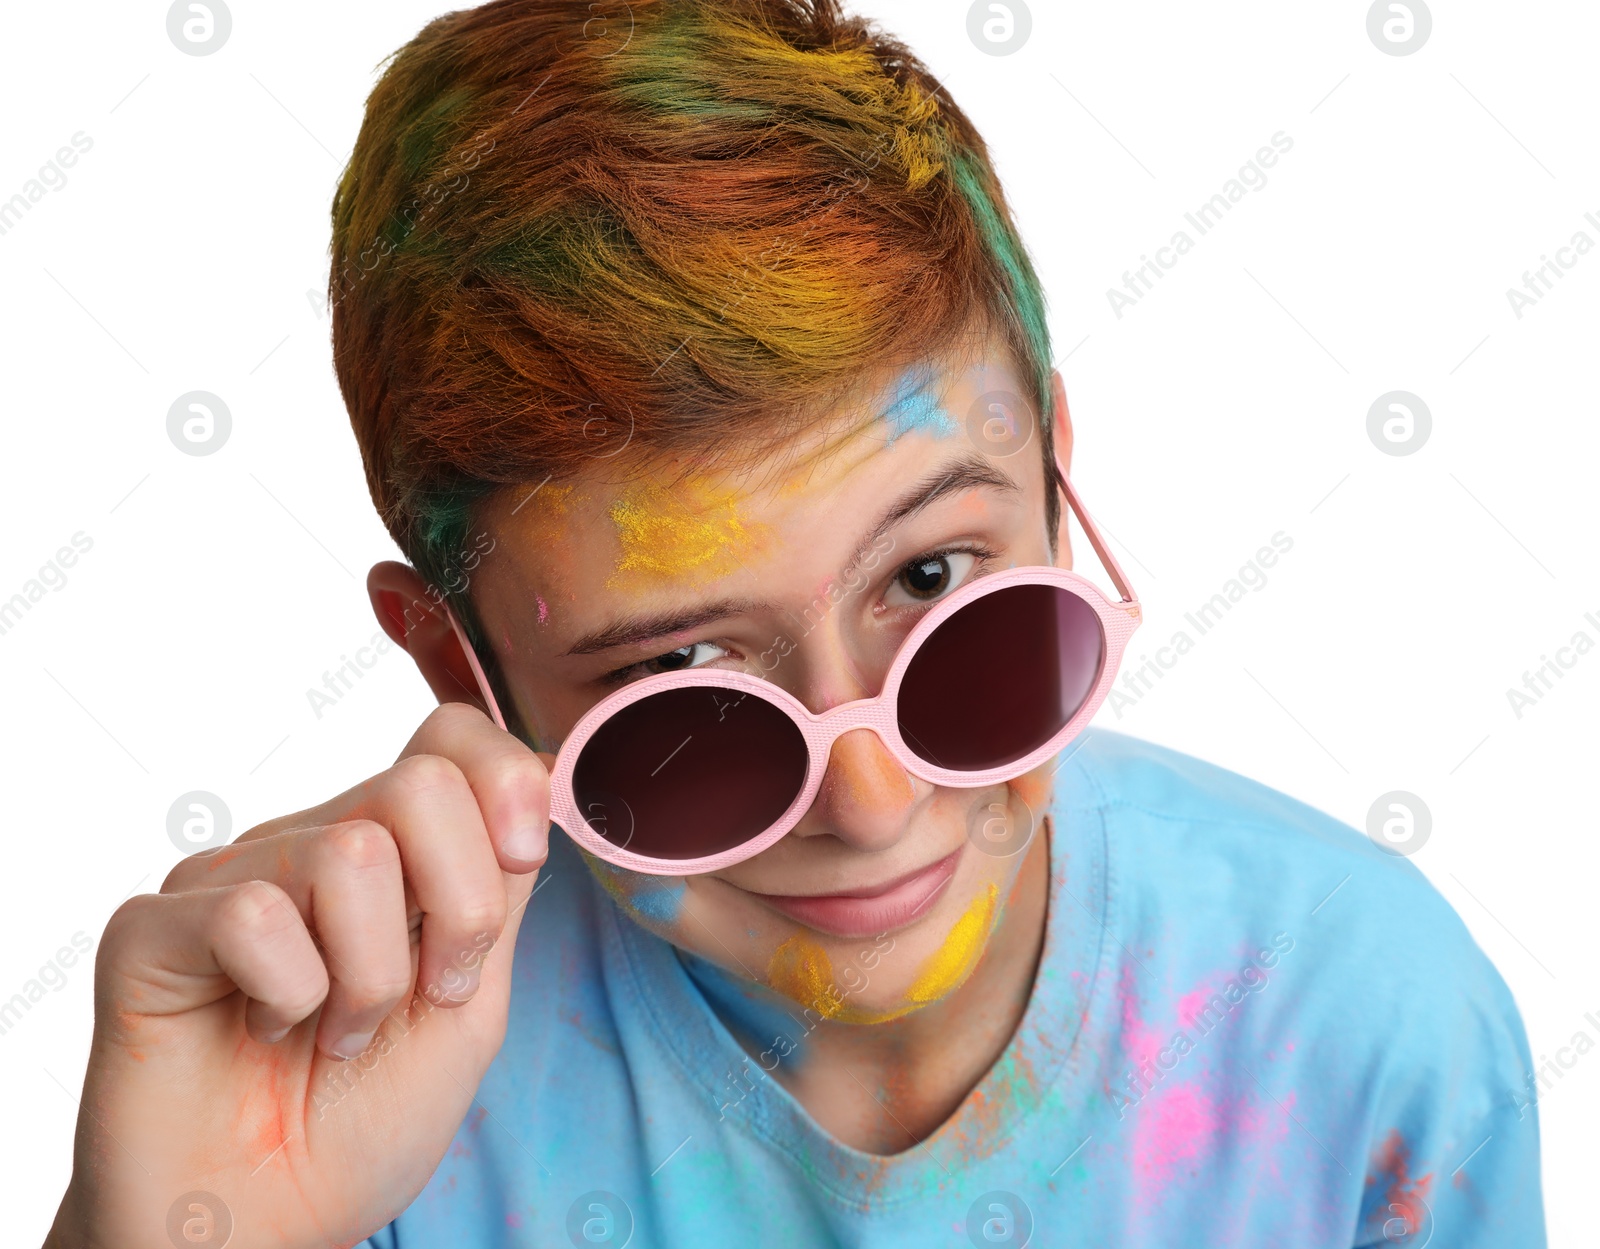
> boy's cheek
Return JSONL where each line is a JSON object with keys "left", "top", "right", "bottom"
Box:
{"left": 582, "top": 855, "right": 690, "bottom": 933}
{"left": 1007, "top": 763, "right": 1053, "bottom": 819}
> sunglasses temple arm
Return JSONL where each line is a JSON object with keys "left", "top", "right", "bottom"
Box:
{"left": 443, "top": 603, "right": 510, "bottom": 732}
{"left": 1055, "top": 458, "right": 1139, "bottom": 607}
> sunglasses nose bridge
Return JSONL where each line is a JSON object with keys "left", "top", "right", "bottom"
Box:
{"left": 802, "top": 694, "right": 902, "bottom": 762}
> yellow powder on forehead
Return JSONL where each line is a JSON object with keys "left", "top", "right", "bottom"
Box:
{"left": 905, "top": 882, "right": 999, "bottom": 1005}
{"left": 505, "top": 481, "right": 578, "bottom": 548}
{"left": 607, "top": 479, "right": 758, "bottom": 586}
{"left": 535, "top": 482, "right": 574, "bottom": 513}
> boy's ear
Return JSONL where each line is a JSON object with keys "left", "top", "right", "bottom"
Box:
{"left": 366, "top": 560, "right": 492, "bottom": 717}
{"left": 1049, "top": 370, "right": 1075, "bottom": 570}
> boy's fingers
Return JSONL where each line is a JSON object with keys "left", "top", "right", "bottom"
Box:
{"left": 170, "top": 761, "right": 506, "bottom": 1017}
{"left": 295, "top": 821, "right": 413, "bottom": 1060}
{"left": 340, "top": 751, "right": 508, "bottom": 1008}
{"left": 158, "top": 825, "right": 412, "bottom": 1055}
{"left": 222, "top": 751, "right": 502, "bottom": 1010}
{"left": 101, "top": 882, "right": 330, "bottom": 1040}
{"left": 399, "top": 702, "right": 553, "bottom": 874}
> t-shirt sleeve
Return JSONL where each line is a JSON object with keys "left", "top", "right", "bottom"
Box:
{"left": 1349, "top": 926, "right": 1546, "bottom": 1247}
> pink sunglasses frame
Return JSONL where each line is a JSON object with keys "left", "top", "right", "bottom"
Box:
{"left": 445, "top": 451, "right": 1141, "bottom": 876}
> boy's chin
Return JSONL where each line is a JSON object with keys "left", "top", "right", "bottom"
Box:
{"left": 755, "top": 876, "right": 1001, "bottom": 1024}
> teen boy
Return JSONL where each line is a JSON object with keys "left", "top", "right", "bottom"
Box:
{"left": 48, "top": 1, "right": 1544, "bottom": 1245}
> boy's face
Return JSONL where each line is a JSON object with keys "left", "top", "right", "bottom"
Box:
{"left": 466, "top": 332, "right": 1069, "bottom": 1023}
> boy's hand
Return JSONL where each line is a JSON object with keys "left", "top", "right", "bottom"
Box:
{"left": 46, "top": 702, "right": 552, "bottom": 1249}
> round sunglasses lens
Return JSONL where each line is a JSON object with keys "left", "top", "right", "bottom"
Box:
{"left": 896, "top": 583, "right": 1105, "bottom": 771}
{"left": 571, "top": 685, "right": 809, "bottom": 861}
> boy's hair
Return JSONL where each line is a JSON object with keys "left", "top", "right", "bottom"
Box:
{"left": 330, "top": 0, "right": 1055, "bottom": 651}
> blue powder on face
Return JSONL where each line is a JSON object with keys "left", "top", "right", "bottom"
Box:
{"left": 628, "top": 879, "right": 685, "bottom": 924}
{"left": 880, "top": 364, "right": 959, "bottom": 447}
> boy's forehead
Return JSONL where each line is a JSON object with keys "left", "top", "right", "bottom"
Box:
{"left": 480, "top": 343, "right": 1034, "bottom": 596}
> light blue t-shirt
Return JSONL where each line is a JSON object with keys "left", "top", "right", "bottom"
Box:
{"left": 362, "top": 729, "right": 1544, "bottom": 1247}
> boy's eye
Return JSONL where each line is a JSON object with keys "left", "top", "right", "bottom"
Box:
{"left": 885, "top": 551, "right": 979, "bottom": 607}
{"left": 638, "top": 641, "right": 728, "bottom": 676}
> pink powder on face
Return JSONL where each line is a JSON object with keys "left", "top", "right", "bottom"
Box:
{"left": 536, "top": 593, "right": 550, "bottom": 624}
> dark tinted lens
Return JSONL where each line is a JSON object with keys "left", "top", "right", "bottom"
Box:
{"left": 896, "top": 583, "right": 1105, "bottom": 771}
{"left": 571, "top": 685, "right": 809, "bottom": 861}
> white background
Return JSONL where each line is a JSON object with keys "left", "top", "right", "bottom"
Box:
{"left": 0, "top": 1, "right": 1594, "bottom": 1242}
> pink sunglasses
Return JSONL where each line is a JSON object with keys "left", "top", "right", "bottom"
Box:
{"left": 446, "top": 451, "right": 1141, "bottom": 876}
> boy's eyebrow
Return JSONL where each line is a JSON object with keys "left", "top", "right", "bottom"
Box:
{"left": 844, "top": 451, "right": 1020, "bottom": 572}
{"left": 562, "top": 596, "right": 773, "bottom": 657}
{"left": 560, "top": 451, "right": 1021, "bottom": 658}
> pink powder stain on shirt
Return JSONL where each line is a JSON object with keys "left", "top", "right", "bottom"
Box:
{"left": 1132, "top": 1084, "right": 1295, "bottom": 1200}
{"left": 1133, "top": 1082, "right": 1217, "bottom": 1184}
{"left": 1117, "top": 964, "right": 1165, "bottom": 1068}
{"left": 1176, "top": 987, "right": 1213, "bottom": 1030}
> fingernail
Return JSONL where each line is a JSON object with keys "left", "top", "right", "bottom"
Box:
{"left": 503, "top": 821, "right": 546, "bottom": 865}
{"left": 439, "top": 961, "right": 482, "bottom": 1003}
{"left": 331, "top": 1030, "right": 374, "bottom": 1060}
{"left": 260, "top": 1026, "right": 291, "bottom": 1044}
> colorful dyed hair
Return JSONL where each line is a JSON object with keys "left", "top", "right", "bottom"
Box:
{"left": 329, "top": 0, "right": 1056, "bottom": 666}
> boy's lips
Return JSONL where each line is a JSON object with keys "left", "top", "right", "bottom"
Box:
{"left": 741, "top": 846, "right": 963, "bottom": 939}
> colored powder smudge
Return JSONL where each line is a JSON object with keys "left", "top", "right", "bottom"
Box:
{"left": 1368, "top": 1129, "right": 1434, "bottom": 1237}
{"left": 1176, "top": 987, "right": 1214, "bottom": 1030}
{"left": 584, "top": 855, "right": 683, "bottom": 929}
{"left": 607, "top": 479, "right": 757, "bottom": 586}
{"left": 517, "top": 481, "right": 577, "bottom": 545}
{"left": 1117, "top": 962, "right": 1165, "bottom": 1069}
{"left": 948, "top": 1042, "right": 1045, "bottom": 1164}
{"left": 823, "top": 728, "right": 916, "bottom": 809}
{"left": 628, "top": 879, "right": 685, "bottom": 925}
{"left": 534, "top": 482, "right": 574, "bottom": 514}
{"left": 879, "top": 364, "right": 959, "bottom": 448}
{"left": 767, "top": 933, "right": 841, "bottom": 1018}
{"left": 535, "top": 593, "right": 549, "bottom": 625}
{"left": 1133, "top": 1082, "right": 1217, "bottom": 1182}
{"left": 588, "top": 859, "right": 631, "bottom": 908}
{"left": 905, "top": 881, "right": 999, "bottom": 1004}
{"left": 764, "top": 934, "right": 918, "bottom": 1025}
{"left": 1008, "top": 768, "right": 1052, "bottom": 817}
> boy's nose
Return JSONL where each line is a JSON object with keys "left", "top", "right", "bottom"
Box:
{"left": 799, "top": 727, "right": 919, "bottom": 853}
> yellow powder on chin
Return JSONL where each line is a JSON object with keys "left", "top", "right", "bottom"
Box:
{"left": 765, "top": 934, "right": 922, "bottom": 1026}
{"left": 767, "top": 934, "right": 843, "bottom": 1018}
{"left": 905, "top": 882, "right": 999, "bottom": 1005}
{"left": 607, "top": 480, "right": 757, "bottom": 586}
